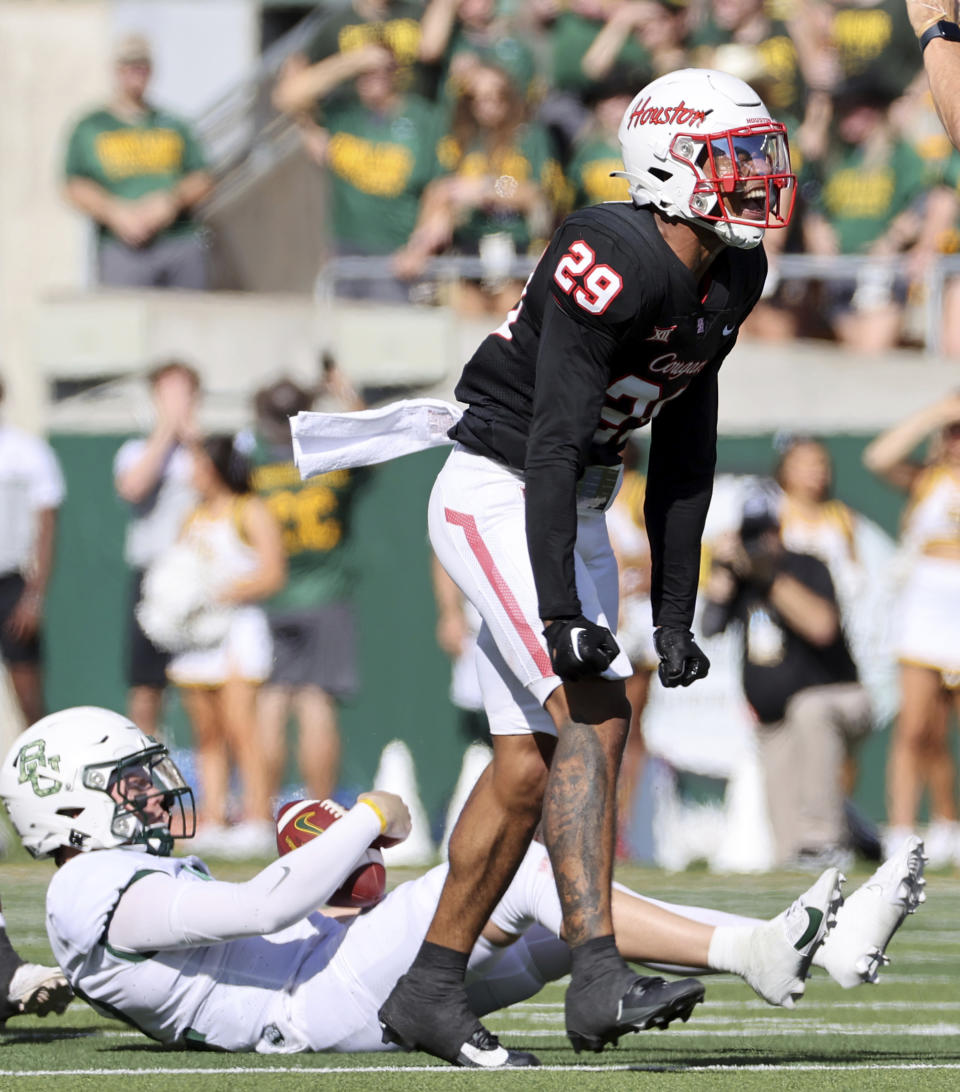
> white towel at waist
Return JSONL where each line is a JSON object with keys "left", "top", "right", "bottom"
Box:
{"left": 291, "top": 398, "right": 463, "bottom": 479}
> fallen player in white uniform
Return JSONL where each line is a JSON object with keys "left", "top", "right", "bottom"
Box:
{"left": 0, "top": 707, "right": 926, "bottom": 1064}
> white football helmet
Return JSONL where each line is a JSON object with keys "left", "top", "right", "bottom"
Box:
{"left": 0, "top": 707, "right": 195, "bottom": 859}
{"left": 614, "top": 68, "right": 796, "bottom": 249}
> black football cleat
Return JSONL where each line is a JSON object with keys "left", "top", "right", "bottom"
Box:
{"left": 379, "top": 974, "right": 540, "bottom": 1068}
{"left": 566, "top": 973, "right": 705, "bottom": 1054}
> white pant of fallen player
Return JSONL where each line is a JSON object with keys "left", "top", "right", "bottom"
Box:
{"left": 373, "top": 739, "right": 436, "bottom": 866}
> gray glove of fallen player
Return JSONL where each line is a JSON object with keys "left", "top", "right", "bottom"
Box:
{"left": 543, "top": 615, "right": 619, "bottom": 681}
{"left": 654, "top": 626, "right": 710, "bottom": 688}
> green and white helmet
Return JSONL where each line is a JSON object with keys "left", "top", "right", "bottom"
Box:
{"left": 0, "top": 706, "right": 194, "bottom": 858}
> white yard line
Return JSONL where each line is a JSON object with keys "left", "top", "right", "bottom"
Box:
{"left": 486, "top": 1024, "right": 960, "bottom": 1037}
{"left": 505, "top": 999, "right": 960, "bottom": 1012}
{"left": 5, "top": 1062, "right": 960, "bottom": 1077}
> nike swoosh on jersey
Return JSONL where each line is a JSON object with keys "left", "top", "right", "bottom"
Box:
{"left": 793, "top": 906, "right": 824, "bottom": 951}
{"left": 722, "top": 323, "right": 737, "bottom": 336}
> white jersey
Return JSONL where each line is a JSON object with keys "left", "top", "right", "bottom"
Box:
{"left": 0, "top": 423, "right": 65, "bottom": 576}
{"left": 114, "top": 439, "right": 196, "bottom": 570}
{"left": 46, "top": 848, "right": 342, "bottom": 1052}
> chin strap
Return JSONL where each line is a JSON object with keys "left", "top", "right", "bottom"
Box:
{"left": 712, "top": 219, "right": 765, "bottom": 250}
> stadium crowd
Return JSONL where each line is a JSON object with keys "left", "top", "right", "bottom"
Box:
{"left": 263, "top": 0, "right": 960, "bottom": 351}
{"left": 55, "top": 1, "right": 960, "bottom": 353}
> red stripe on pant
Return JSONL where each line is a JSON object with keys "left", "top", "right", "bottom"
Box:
{"left": 444, "top": 507, "right": 554, "bottom": 678}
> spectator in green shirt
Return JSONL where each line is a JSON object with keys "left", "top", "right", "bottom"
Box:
{"left": 687, "top": 0, "right": 805, "bottom": 130}
{"left": 273, "top": 41, "right": 442, "bottom": 301}
{"left": 538, "top": 0, "right": 654, "bottom": 162}
{"left": 417, "top": 0, "right": 538, "bottom": 105}
{"left": 63, "top": 34, "right": 214, "bottom": 290}
{"left": 820, "top": 0, "right": 922, "bottom": 99}
{"left": 245, "top": 365, "right": 370, "bottom": 807}
{"left": 565, "top": 73, "right": 634, "bottom": 208}
{"left": 393, "top": 61, "right": 564, "bottom": 316}
{"left": 302, "top": 0, "right": 426, "bottom": 88}
{"left": 803, "top": 78, "right": 949, "bottom": 352}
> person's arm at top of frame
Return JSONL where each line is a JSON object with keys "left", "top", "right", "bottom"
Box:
{"left": 272, "top": 43, "right": 394, "bottom": 116}
{"left": 418, "top": 0, "right": 460, "bottom": 65}
{"left": 908, "top": 0, "right": 960, "bottom": 149}
{"left": 862, "top": 390, "right": 960, "bottom": 490}
{"left": 581, "top": 2, "right": 655, "bottom": 83}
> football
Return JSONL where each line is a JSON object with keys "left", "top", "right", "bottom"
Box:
{"left": 275, "top": 798, "right": 386, "bottom": 909}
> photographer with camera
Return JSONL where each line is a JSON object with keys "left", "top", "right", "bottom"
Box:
{"left": 702, "top": 494, "right": 871, "bottom": 869}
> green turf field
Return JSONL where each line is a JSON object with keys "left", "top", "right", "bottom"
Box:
{"left": 1, "top": 856, "right": 958, "bottom": 1091}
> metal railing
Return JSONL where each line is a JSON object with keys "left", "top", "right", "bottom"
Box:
{"left": 315, "top": 252, "right": 960, "bottom": 356}
{"left": 192, "top": 4, "right": 344, "bottom": 211}
{"left": 774, "top": 253, "right": 960, "bottom": 355}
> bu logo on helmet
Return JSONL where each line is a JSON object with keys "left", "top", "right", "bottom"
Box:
{"left": 16, "top": 740, "right": 62, "bottom": 797}
{"left": 626, "top": 97, "right": 712, "bottom": 130}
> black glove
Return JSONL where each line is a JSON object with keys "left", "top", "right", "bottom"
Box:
{"left": 543, "top": 615, "right": 619, "bottom": 681}
{"left": 654, "top": 626, "right": 710, "bottom": 688}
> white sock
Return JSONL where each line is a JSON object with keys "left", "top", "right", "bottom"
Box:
{"left": 706, "top": 925, "right": 755, "bottom": 976}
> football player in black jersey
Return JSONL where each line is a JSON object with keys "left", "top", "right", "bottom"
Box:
{"left": 379, "top": 68, "right": 796, "bottom": 1067}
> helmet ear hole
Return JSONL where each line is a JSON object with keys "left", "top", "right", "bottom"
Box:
{"left": 649, "top": 167, "right": 671, "bottom": 182}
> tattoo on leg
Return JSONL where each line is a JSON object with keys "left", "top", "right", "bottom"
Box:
{"left": 543, "top": 720, "right": 617, "bottom": 946}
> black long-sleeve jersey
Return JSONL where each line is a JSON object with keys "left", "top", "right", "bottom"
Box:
{"left": 449, "top": 202, "right": 767, "bottom": 629}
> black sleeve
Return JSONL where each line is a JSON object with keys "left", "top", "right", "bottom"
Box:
{"left": 644, "top": 363, "right": 719, "bottom": 630}
{"left": 525, "top": 298, "right": 621, "bottom": 620}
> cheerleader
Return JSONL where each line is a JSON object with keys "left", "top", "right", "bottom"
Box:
{"left": 776, "top": 438, "right": 863, "bottom": 605}
{"left": 864, "top": 392, "right": 960, "bottom": 867}
{"left": 166, "top": 436, "right": 286, "bottom": 853}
